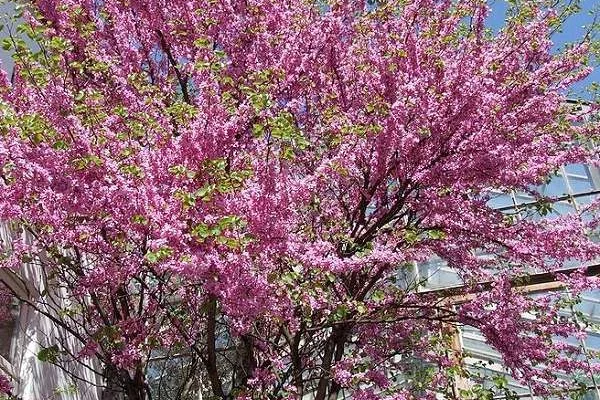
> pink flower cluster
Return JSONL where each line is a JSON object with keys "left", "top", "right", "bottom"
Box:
{"left": 0, "top": 374, "right": 12, "bottom": 395}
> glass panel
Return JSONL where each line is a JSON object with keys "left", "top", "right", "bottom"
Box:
{"left": 585, "top": 332, "right": 600, "bottom": 352}
{"left": 462, "top": 325, "right": 532, "bottom": 397}
{"left": 576, "top": 194, "right": 599, "bottom": 207}
{"left": 514, "top": 194, "right": 535, "bottom": 205}
{"left": 418, "top": 259, "right": 462, "bottom": 289}
{"left": 576, "top": 292, "right": 600, "bottom": 324}
{"left": 565, "top": 164, "right": 589, "bottom": 176}
{"left": 569, "top": 176, "right": 594, "bottom": 194}
{"left": 544, "top": 175, "right": 569, "bottom": 197}
{"left": 583, "top": 390, "right": 600, "bottom": 400}
{"left": 487, "top": 193, "right": 514, "bottom": 209}
{"left": 396, "top": 264, "right": 418, "bottom": 291}
{"left": 552, "top": 201, "right": 577, "bottom": 216}
{"left": 459, "top": 289, "right": 600, "bottom": 399}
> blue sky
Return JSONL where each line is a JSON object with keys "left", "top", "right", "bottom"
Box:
{"left": 487, "top": 0, "right": 600, "bottom": 98}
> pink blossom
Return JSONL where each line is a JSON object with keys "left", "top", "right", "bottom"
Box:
{"left": 0, "top": 374, "right": 12, "bottom": 395}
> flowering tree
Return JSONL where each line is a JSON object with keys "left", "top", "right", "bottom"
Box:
{"left": 0, "top": 0, "right": 599, "bottom": 399}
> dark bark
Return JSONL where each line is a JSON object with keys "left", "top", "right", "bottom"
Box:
{"left": 203, "top": 297, "right": 226, "bottom": 399}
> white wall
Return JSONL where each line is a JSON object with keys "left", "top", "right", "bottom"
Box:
{"left": 0, "top": 224, "right": 104, "bottom": 400}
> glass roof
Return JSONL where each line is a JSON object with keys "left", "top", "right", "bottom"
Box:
{"left": 418, "top": 164, "right": 600, "bottom": 399}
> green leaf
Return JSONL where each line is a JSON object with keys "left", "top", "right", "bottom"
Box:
{"left": 145, "top": 246, "right": 173, "bottom": 264}
{"left": 281, "top": 146, "right": 295, "bottom": 160}
{"left": 1, "top": 38, "right": 12, "bottom": 51}
{"left": 195, "top": 184, "right": 215, "bottom": 201}
{"left": 535, "top": 199, "right": 553, "bottom": 216}
{"left": 52, "top": 140, "right": 69, "bottom": 150}
{"left": 37, "top": 344, "right": 60, "bottom": 363}
{"left": 120, "top": 163, "right": 144, "bottom": 178}
{"left": 356, "top": 303, "right": 368, "bottom": 314}
{"left": 193, "top": 37, "right": 212, "bottom": 48}
{"left": 492, "top": 374, "right": 508, "bottom": 389}
{"left": 403, "top": 228, "right": 420, "bottom": 244}
{"left": 174, "top": 190, "right": 196, "bottom": 208}
{"left": 371, "top": 290, "right": 385, "bottom": 303}
{"left": 332, "top": 304, "right": 349, "bottom": 321}
{"left": 252, "top": 123, "right": 265, "bottom": 137}
{"left": 130, "top": 214, "right": 148, "bottom": 225}
{"left": 191, "top": 223, "right": 211, "bottom": 240}
{"left": 427, "top": 229, "right": 446, "bottom": 240}
{"left": 74, "top": 91, "right": 85, "bottom": 102}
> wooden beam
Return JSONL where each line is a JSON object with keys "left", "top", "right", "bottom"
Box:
{"left": 425, "top": 263, "right": 600, "bottom": 305}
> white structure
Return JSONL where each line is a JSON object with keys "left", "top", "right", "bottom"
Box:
{"left": 417, "top": 162, "right": 600, "bottom": 400}
{"left": 0, "top": 225, "right": 103, "bottom": 400}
